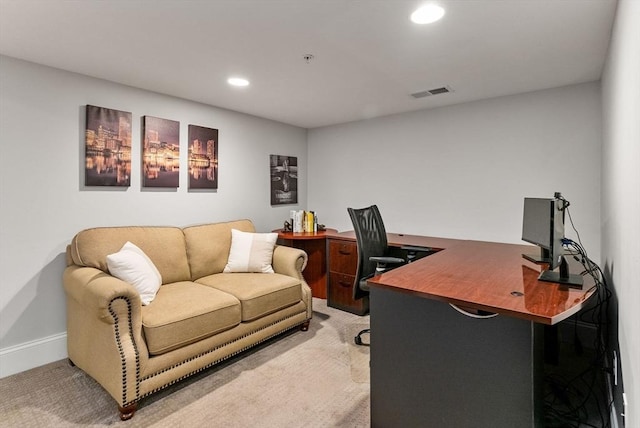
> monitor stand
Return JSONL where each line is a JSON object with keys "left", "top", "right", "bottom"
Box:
{"left": 538, "top": 256, "right": 584, "bottom": 288}
{"left": 522, "top": 247, "right": 550, "bottom": 264}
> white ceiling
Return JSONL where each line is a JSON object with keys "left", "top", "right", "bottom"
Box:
{"left": 0, "top": 0, "right": 617, "bottom": 129}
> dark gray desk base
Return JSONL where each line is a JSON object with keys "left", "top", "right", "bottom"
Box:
{"left": 370, "top": 287, "right": 544, "bottom": 428}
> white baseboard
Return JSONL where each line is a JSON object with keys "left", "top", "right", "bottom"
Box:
{"left": 0, "top": 332, "right": 68, "bottom": 378}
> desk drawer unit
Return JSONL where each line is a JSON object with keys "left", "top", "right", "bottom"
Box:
{"left": 327, "top": 239, "right": 368, "bottom": 315}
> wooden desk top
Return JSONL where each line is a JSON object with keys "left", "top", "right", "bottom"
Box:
{"left": 274, "top": 228, "right": 338, "bottom": 240}
{"left": 329, "top": 230, "right": 460, "bottom": 251}
{"left": 330, "top": 231, "right": 596, "bottom": 325}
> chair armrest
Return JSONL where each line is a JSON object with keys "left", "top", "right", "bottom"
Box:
{"left": 400, "top": 245, "right": 435, "bottom": 263}
{"left": 400, "top": 245, "right": 433, "bottom": 253}
{"left": 370, "top": 256, "right": 405, "bottom": 265}
{"left": 370, "top": 256, "right": 405, "bottom": 276}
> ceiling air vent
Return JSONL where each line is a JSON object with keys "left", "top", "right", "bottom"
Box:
{"left": 410, "top": 86, "right": 453, "bottom": 99}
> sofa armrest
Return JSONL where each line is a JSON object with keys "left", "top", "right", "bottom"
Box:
{"left": 63, "top": 265, "right": 148, "bottom": 407}
{"left": 272, "top": 245, "right": 307, "bottom": 279}
{"left": 272, "top": 245, "right": 312, "bottom": 319}
{"left": 63, "top": 265, "right": 142, "bottom": 323}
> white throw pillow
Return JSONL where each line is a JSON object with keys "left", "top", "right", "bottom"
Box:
{"left": 223, "top": 229, "right": 278, "bottom": 273}
{"left": 106, "top": 241, "right": 162, "bottom": 305}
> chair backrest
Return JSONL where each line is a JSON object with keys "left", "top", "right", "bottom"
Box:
{"left": 347, "top": 205, "right": 389, "bottom": 300}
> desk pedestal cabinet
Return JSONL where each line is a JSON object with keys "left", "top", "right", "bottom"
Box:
{"left": 371, "top": 287, "right": 544, "bottom": 428}
{"left": 327, "top": 237, "right": 368, "bottom": 315}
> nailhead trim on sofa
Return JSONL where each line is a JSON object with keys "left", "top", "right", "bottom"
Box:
{"left": 109, "top": 296, "right": 140, "bottom": 406}
{"left": 121, "top": 312, "right": 304, "bottom": 407}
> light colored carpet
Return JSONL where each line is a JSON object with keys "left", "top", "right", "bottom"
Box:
{"left": 345, "top": 324, "right": 370, "bottom": 384}
{"left": 0, "top": 298, "right": 370, "bottom": 428}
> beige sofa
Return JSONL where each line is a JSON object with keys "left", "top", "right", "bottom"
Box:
{"left": 63, "top": 220, "right": 312, "bottom": 420}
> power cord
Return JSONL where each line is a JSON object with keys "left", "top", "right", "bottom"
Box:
{"left": 544, "top": 201, "right": 613, "bottom": 427}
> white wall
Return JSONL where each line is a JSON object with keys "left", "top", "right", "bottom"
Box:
{"left": 601, "top": 0, "right": 640, "bottom": 426}
{"left": 308, "top": 82, "right": 602, "bottom": 263}
{"left": 0, "top": 56, "right": 307, "bottom": 376}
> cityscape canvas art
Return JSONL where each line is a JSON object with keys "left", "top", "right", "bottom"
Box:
{"left": 270, "top": 154, "right": 298, "bottom": 205}
{"left": 142, "top": 116, "right": 180, "bottom": 188}
{"left": 85, "top": 105, "right": 132, "bottom": 186}
{"left": 188, "top": 125, "right": 218, "bottom": 189}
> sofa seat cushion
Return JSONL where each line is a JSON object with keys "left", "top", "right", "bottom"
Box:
{"left": 196, "top": 273, "right": 302, "bottom": 322}
{"left": 141, "top": 281, "right": 241, "bottom": 355}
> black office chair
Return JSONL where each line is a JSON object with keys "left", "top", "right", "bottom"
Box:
{"left": 348, "top": 205, "right": 432, "bottom": 346}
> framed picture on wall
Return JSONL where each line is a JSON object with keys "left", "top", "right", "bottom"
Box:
{"left": 142, "top": 116, "right": 180, "bottom": 188}
{"left": 188, "top": 125, "right": 218, "bottom": 189}
{"left": 85, "top": 105, "right": 132, "bottom": 187}
{"left": 270, "top": 154, "right": 298, "bottom": 205}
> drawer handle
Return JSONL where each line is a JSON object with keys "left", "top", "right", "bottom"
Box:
{"left": 338, "top": 248, "right": 352, "bottom": 255}
{"left": 338, "top": 280, "right": 352, "bottom": 287}
{"left": 449, "top": 303, "right": 498, "bottom": 319}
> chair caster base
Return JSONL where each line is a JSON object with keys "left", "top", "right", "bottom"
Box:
{"left": 354, "top": 328, "right": 370, "bottom": 347}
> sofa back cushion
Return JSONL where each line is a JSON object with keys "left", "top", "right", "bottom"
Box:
{"left": 183, "top": 220, "right": 255, "bottom": 280}
{"left": 70, "top": 226, "right": 191, "bottom": 284}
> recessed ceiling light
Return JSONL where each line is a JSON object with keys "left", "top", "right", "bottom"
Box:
{"left": 410, "top": 4, "right": 445, "bottom": 24}
{"left": 228, "top": 77, "right": 250, "bottom": 87}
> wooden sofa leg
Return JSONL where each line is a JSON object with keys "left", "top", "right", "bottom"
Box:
{"left": 119, "top": 403, "right": 138, "bottom": 421}
{"left": 300, "top": 320, "right": 310, "bottom": 331}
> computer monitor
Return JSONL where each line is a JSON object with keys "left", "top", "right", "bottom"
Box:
{"left": 521, "top": 194, "right": 583, "bottom": 288}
